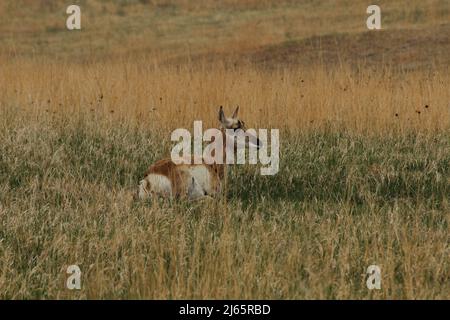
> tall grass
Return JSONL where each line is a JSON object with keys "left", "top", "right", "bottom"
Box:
{"left": 1, "top": 59, "right": 449, "bottom": 133}
{"left": 0, "top": 0, "right": 449, "bottom": 300}
{"left": 0, "top": 58, "right": 449, "bottom": 299}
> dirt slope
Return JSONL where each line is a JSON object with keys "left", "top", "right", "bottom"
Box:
{"left": 183, "top": 23, "right": 450, "bottom": 71}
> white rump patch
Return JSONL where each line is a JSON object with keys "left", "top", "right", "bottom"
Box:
{"left": 139, "top": 174, "right": 172, "bottom": 199}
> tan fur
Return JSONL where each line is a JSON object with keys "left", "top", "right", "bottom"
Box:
{"left": 139, "top": 159, "right": 223, "bottom": 200}
{"left": 138, "top": 106, "right": 252, "bottom": 201}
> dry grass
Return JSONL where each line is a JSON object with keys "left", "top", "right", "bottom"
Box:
{"left": 0, "top": 0, "right": 449, "bottom": 299}
{"left": 2, "top": 0, "right": 450, "bottom": 62}
{"left": 1, "top": 59, "right": 449, "bottom": 299}
{"left": 2, "top": 58, "right": 450, "bottom": 133}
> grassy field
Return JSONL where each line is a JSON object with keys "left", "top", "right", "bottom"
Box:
{"left": 0, "top": 0, "right": 449, "bottom": 299}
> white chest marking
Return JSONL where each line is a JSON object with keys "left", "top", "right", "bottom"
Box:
{"left": 188, "top": 166, "right": 212, "bottom": 195}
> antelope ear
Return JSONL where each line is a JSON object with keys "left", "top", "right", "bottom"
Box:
{"left": 219, "top": 106, "right": 225, "bottom": 123}
{"left": 232, "top": 105, "right": 239, "bottom": 119}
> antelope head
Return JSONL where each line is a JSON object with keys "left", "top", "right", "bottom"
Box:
{"left": 218, "top": 105, "right": 262, "bottom": 150}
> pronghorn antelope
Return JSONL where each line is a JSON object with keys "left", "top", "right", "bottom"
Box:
{"left": 138, "top": 106, "right": 262, "bottom": 200}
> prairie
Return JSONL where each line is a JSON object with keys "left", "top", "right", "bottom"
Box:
{"left": 0, "top": 0, "right": 449, "bottom": 299}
